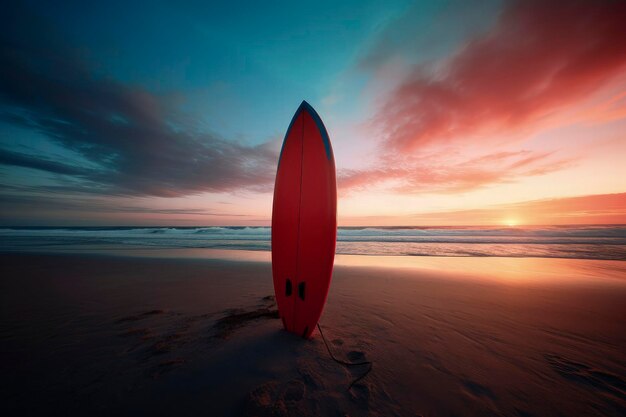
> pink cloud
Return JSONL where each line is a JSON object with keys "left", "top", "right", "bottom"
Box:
{"left": 376, "top": 0, "right": 626, "bottom": 152}
{"left": 339, "top": 150, "right": 571, "bottom": 194}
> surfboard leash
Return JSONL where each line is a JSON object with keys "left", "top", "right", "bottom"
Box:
{"left": 316, "top": 323, "right": 373, "bottom": 390}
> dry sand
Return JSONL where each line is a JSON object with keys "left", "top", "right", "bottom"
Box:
{"left": 1, "top": 253, "right": 625, "bottom": 416}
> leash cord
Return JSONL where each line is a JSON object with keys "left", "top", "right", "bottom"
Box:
{"left": 316, "top": 323, "right": 373, "bottom": 390}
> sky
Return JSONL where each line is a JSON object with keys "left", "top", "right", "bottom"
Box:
{"left": 1, "top": 0, "right": 625, "bottom": 226}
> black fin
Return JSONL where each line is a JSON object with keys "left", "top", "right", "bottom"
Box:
{"left": 298, "top": 282, "right": 305, "bottom": 300}
{"left": 285, "top": 279, "right": 292, "bottom": 296}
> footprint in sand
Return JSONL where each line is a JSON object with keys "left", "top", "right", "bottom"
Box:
{"left": 282, "top": 379, "right": 306, "bottom": 403}
{"left": 347, "top": 350, "right": 365, "bottom": 361}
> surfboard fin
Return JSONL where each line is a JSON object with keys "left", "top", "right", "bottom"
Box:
{"left": 285, "top": 279, "right": 292, "bottom": 296}
{"left": 298, "top": 282, "right": 306, "bottom": 300}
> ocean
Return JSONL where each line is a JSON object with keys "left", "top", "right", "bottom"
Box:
{"left": 1, "top": 225, "right": 625, "bottom": 260}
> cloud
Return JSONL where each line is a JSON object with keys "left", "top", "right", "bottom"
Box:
{"left": 374, "top": 0, "right": 626, "bottom": 152}
{"left": 338, "top": 149, "right": 570, "bottom": 194}
{"left": 336, "top": 0, "right": 625, "bottom": 196}
{"left": 0, "top": 3, "right": 277, "bottom": 198}
{"left": 0, "top": 148, "right": 90, "bottom": 176}
{"left": 0, "top": 192, "right": 253, "bottom": 226}
{"left": 360, "top": 0, "right": 501, "bottom": 71}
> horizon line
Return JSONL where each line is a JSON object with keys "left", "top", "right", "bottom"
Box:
{"left": 2, "top": 224, "right": 625, "bottom": 228}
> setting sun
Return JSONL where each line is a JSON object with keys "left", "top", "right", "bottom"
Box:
{"left": 504, "top": 219, "right": 520, "bottom": 227}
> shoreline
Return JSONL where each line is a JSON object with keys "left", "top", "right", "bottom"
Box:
{"left": 2, "top": 245, "right": 625, "bottom": 262}
{"left": 3, "top": 249, "right": 625, "bottom": 286}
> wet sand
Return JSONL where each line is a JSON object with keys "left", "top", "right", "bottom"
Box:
{"left": 1, "top": 253, "right": 625, "bottom": 416}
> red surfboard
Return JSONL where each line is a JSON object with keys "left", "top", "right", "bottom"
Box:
{"left": 271, "top": 101, "right": 337, "bottom": 339}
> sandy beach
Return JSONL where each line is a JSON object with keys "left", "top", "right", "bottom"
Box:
{"left": 1, "top": 252, "right": 625, "bottom": 416}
